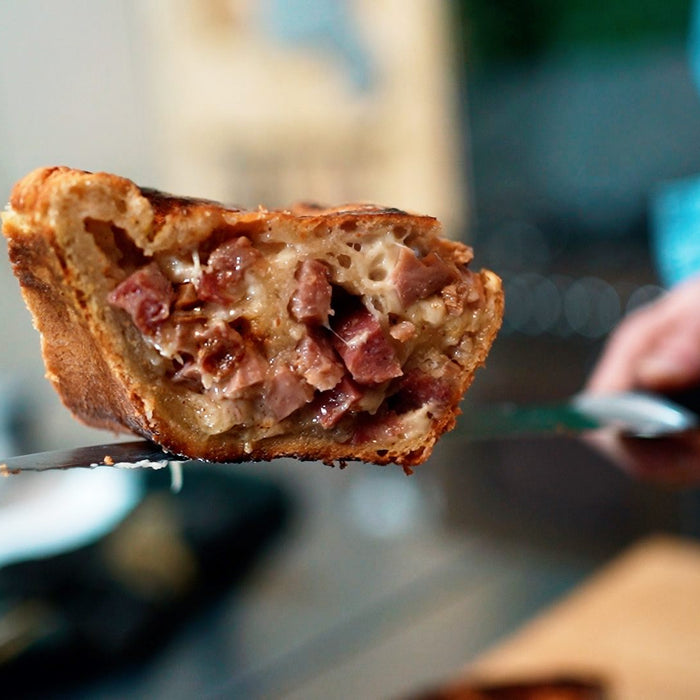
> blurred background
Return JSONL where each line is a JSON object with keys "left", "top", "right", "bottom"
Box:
{"left": 2, "top": 1, "right": 700, "bottom": 698}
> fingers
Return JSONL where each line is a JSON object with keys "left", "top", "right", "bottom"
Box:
{"left": 586, "top": 429, "right": 700, "bottom": 487}
{"left": 584, "top": 275, "right": 700, "bottom": 486}
{"left": 636, "top": 324, "right": 700, "bottom": 390}
{"left": 587, "top": 276, "right": 700, "bottom": 394}
{"left": 586, "top": 304, "right": 667, "bottom": 393}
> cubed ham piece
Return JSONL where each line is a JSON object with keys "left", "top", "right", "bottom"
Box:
{"left": 435, "top": 237, "right": 474, "bottom": 266}
{"left": 172, "top": 326, "right": 265, "bottom": 397}
{"left": 391, "top": 368, "right": 457, "bottom": 414}
{"left": 222, "top": 345, "right": 267, "bottom": 397}
{"left": 351, "top": 411, "right": 403, "bottom": 445}
{"left": 155, "top": 310, "right": 207, "bottom": 362}
{"left": 295, "top": 332, "right": 344, "bottom": 391}
{"left": 197, "top": 324, "right": 244, "bottom": 383}
{"left": 290, "top": 259, "right": 332, "bottom": 324}
{"left": 314, "top": 376, "right": 363, "bottom": 428}
{"left": 265, "top": 367, "right": 314, "bottom": 420}
{"left": 197, "top": 237, "right": 261, "bottom": 303}
{"left": 391, "top": 247, "right": 458, "bottom": 308}
{"left": 441, "top": 273, "right": 484, "bottom": 316}
{"left": 108, "top": 263, "right": 174, "bottom": 334}
{"left": 331, "top": 304, "right": 402, "bottom": 385}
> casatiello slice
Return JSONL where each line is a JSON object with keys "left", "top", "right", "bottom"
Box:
{"left": 2, "top": 167, "right": 503, "bottom": 469}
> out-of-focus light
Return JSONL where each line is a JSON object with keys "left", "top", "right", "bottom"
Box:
{"left": 503, "top": 273, "right": 562, "bottom": 335}
{"left": 502, "top": 274, "right": 535, "bottom": 334}
{"left": 529, "top": 275, "right": 562, "bottom": 334}
{"left": 501, "top": 273, "right": 641, "bottom": 339}
{"left": 563, "top": 277, "right": 621, "bottom": 339}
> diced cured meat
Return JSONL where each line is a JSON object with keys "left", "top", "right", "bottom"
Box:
{"left": 108, "top": 263, "right": 173, "bottom": 334}
{"left": 197, "top": 324, "right": 244, "bottom": 383}
{"left": 442, "top": 273, "right": 484, "bottom": 316}
{"left": 265, "top": 367, "right": 314, "bottom": 420}
{"left": 290, "top": 259, "right": 332, "bottom": 324}
{"left": 441, "top": 282, "right": 467, "bottom": 316}
{"left": 351, "top": 411, "right": 403, "bottom": 445}
{"left": 435, "top": 237, "right": 474, "bottom": 266}
{"left": 391, "top": 368, "right": 456, "bottom": 414}
{"left": 154, "top": 310, "right": 206, "bottom": 362}
{"left": 391, "top": 247, "right": 458, "bottom": 308}
{"left": 169, "top": 320, "right": 265, "bottom": 397}
{"left": 331, "top": 304, "right": 402, "bottom": 384}
{"left": 197, "top": 237, "right": 260, "bottom": 304}
{"left": 208, "top": 236, "right": 260, "bottom": 271}
{"left": 314, "top": 376, "right": 363, "bottom": 428}
{"left": 295, "top": 332, "right": 344, "bottom": 391}
{"left": 222, "top": 345, "right": 267, "bottom": 397}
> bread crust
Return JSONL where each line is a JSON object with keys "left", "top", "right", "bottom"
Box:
{"left": 3, "top": 167, "right": 503, "bottom": 468}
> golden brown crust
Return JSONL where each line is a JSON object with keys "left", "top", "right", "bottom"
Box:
{"left": 2, "top": 166, "right": 503, "bottom": 467}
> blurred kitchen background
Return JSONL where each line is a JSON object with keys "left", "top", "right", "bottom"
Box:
{"left": 2, "top": 1, "right": 700, "bottom": 699}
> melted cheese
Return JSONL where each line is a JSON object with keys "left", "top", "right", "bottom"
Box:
{"left": 131, "top": 217, "right": 476, "bottom": 442}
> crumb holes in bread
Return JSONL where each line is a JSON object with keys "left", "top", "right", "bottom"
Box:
{"left": 84, "top": 218, "right": 146, "bottom": 270}
{"left": 368, "top": 254, "right": 388, "bottom": 281}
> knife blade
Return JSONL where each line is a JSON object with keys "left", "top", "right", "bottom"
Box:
{"left": 0, "top": 440, "right": 180, "bottom": 474}
{"left": 456, "top": 391, "right": 700, "bottom": 441}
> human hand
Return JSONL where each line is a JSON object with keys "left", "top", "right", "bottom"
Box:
{"left": 587, "top": 275, "right": 700, "bottom": 394}
{"left": 586, "top": 275, "right": 700, "bottom": 485}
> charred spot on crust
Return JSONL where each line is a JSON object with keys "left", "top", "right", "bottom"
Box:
{"left": 140, "top": 187, "right": 237, "bottom": 227}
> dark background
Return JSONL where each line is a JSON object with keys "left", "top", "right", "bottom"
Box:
{"left": 454, "top": 0, "right": 699, "bottom": 401}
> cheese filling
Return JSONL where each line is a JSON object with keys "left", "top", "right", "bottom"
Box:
{"left": 105, "top": 218, "right": 484, "bottom": 446}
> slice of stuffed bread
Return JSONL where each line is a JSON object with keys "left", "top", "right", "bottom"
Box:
{"left": 2, "top": 166, "right": 503, "bottom": 469}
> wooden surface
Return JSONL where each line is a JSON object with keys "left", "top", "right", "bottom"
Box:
{"left": 462, "top": 535, "right": 700, "bottom": 699}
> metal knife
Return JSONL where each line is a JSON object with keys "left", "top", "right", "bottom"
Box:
{"left": 1, "top": 391, "right": 698, "bottom": 473}
{"left": 456, "top": 390, "right": 700, "bottom": 441}
{"left": 0, "top": 440, "right": 179, "bottom": 474}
